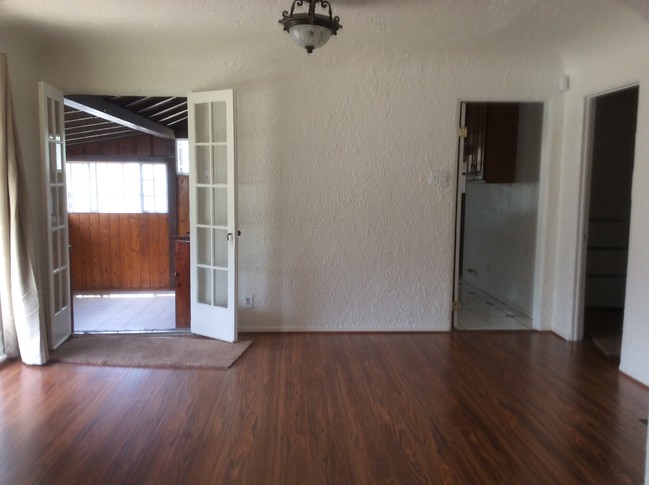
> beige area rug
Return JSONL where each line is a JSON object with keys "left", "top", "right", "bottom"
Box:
{"left": 50, "top": 334, "right": 252, "bottom": 369}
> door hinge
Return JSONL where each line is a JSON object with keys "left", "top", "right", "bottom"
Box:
{"left": 458, "top": 127, "right": 468, "bottom": 139}
{"left": 453, "top": 300, "right": 461, "bottom": 311}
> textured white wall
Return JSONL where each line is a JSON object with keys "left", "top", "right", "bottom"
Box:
{"left": 30, "top": 25, "right": 563, "bottom": 332}
{"left": 554, "top": 12, "right": 649, "bottom": 385}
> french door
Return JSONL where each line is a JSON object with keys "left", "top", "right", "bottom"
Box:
{"left": 38, "top": 85, "right": 238, "bottom": 344}
{"left": 38, "top": 82, "right": 72, "bottom": 349}
{"left": 188, "top": 90, "right": 238, "bottom": 342}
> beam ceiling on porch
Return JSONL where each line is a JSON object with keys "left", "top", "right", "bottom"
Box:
{"left": 64, "top": 95, "right": 188, "bottom": 146}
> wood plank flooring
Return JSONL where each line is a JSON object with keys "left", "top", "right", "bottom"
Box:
{"left": 0, "top": 332, "right": 647, "bottom": 484}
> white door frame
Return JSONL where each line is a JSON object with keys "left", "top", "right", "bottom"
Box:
{"left": 452, "top": 102, "right": 467, "bottom": 328}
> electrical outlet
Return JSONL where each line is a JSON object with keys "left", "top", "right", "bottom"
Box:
{"left": 243, "top": 295, "right": 254, "bottom": 309}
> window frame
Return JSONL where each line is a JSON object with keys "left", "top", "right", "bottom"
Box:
{"left": 66, "top": 159, "right": 170, "bottom": 214}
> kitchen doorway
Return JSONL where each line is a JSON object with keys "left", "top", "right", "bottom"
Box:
{"left": 453, "top": 102, "right": 544, "bottom": 330}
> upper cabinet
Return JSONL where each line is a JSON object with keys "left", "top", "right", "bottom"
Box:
{"left": 464, "top": 103, "right": 519, "bottom": 183}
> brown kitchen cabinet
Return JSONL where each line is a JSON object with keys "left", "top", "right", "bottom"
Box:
{"left": 464, "top": 102, "right": 519, "bottom": 183}
{"left": 174, "top": 237, "right": 190, "bottom": 328}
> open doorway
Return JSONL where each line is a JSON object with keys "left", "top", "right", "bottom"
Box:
{"left": 44, "top": 88, "right": 238, "bottom": 342}
{"left": 453, "top": 102, "right": 544, "bottom": 330}
{"left": 579, "top": 85, "right": 639, "bottom": 358}
{"left": 63, "top": 95, "right": 190, "bottom": 333}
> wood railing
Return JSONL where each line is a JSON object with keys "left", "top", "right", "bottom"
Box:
{"left": 68, "top": 213, "right": 171, "bottom": 291}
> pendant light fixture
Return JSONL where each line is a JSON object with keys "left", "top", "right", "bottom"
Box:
{"left": 279, "top": 1, "right": 342, "bottom": 54}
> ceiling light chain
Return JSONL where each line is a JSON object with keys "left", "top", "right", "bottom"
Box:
{"left": 279, "top": 0, "right": 342, "bottom": 54}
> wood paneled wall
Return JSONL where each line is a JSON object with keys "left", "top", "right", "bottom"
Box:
{"left": 69, "top": 213, "right": 171, "bottom": 291}
{"left": 66, "top": 133, "right": 179, "bottom": 292}
{"left": 66, "top": 133, "right": 175, "bottom": 158}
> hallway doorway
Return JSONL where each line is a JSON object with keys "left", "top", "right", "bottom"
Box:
{"left": 579, "top": 85, "right": 639, "bottom": 358}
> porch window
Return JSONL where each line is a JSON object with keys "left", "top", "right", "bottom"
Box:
{"left": 66, "top": 161, "right": 168, "bottom": 214}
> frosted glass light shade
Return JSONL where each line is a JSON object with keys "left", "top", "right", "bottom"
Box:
{"left": 278, "top": 1, "right": 342, "bottom": 54}
{"left": 288, "top": 24, "right": 333, "bottom": 53}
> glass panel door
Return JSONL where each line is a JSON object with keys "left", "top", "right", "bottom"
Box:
{"left": 188, "top": 90, "right": 237, "bottom": 342}
{"left": 39, "top": 82, "right": 72, "bottom": 349}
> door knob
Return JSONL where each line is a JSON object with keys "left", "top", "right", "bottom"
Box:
{"left": 227, "top": 231, "right": 241, "bottom": 241}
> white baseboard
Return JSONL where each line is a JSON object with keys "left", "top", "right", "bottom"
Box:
{"left": 238, "top": 325, "right": 449, "bottom": 333}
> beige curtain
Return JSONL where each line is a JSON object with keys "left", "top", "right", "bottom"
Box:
{"left": 0, "top": 53, "right": 48, "bottom": 365}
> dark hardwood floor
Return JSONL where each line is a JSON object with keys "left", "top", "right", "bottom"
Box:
{"left": 0, "top": 332, "right": 647, "bottom": 484}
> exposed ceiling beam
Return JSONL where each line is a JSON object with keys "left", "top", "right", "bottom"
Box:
{"left": 125, "top": 96, "right": 153, "bottom": 109}
{"left": 66, "top": 129, "right": 135, "bottom": 145}
{"left": 138, "top": 96, "right": 178, "bottom": 114}
{"left": 65, "top": 120, "right": 115, "bottom": 131}
{"left": 64, "top": 95, "right": 175, "bottom": 139}
{"left": 168, "top": 116, "right": 188, "bottom": 127}
{"left": 149, "top": 101, "right": 187, "bottom": 120}
{"left": 158, "top": 110, "right": 188, "bottom": 124}
{"left": 66, "top": 125, "right": 133, "bottom": 137}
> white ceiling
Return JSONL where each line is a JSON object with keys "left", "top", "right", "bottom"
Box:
{"left": 0, "top": 0, "right": 646, "bottom": 58}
